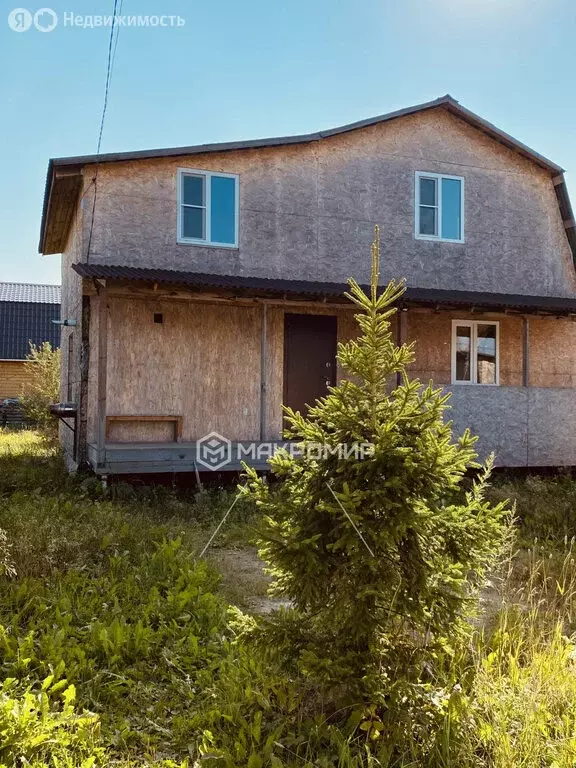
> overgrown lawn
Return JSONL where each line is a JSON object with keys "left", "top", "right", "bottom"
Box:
{"left": 3, "top": 432, "right": 576, "bottom": 766}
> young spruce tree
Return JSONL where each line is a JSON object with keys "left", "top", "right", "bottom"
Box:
{"left": 242, "top": 229, "right": 508, "bottom": 711}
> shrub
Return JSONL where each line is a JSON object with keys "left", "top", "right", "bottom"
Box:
{"left": 19, "top": 342, "right": 60, "bottom": 436}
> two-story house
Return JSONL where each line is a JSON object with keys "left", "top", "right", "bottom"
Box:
{"left": 39, "top": 95, "right": 576, "bottom": 475}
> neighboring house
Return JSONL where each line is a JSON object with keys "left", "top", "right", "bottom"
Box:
{"left": 0, "top": 282, "right": 60, "bottom": 400}
{"left": 39, "top": 95, "right": 576, "bottom": 474}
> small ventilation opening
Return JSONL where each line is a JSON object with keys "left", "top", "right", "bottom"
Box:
{"left": 153, "top": 313, "right": 163, "bottom": 324}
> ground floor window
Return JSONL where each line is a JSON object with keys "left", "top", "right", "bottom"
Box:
{"left": 451, "top": 320, "right": 499, "bottom": 385}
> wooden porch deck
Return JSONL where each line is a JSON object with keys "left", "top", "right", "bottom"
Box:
{"left": 87, "top": 440, "right": 295, "bottom": 475}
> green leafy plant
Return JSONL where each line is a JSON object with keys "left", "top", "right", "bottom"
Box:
{"left": 0, "top": 676, "right": 102, "bottom": 767}
{"left": 19, "top": 342, "right": 61, "bottom": 435}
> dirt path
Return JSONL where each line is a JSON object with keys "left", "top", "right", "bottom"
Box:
{"left": 209, "top": 546, "right": 291, "bottom": 614}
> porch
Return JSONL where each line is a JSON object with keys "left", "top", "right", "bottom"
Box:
{"left": 71, "top": 264, "right": 576, "bottom": 473}
{"left": 86, "top": 387, "right": 576, "bottom": 474}
{"left": 87, "top": 440, "right": 294, "bottom": 475}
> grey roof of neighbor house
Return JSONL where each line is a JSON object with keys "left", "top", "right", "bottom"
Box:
{"left": 0, "top": 282, "right": 61, "bottom": 304}
{"left": 0, "top": 283, "right": 61, "bottom": 360}
{"left": 39, "top": 95, "right": 576, "bottom": 260}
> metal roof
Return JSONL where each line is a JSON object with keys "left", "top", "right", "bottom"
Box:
{"left": 0, "top": 300, "right": 61, "bottom": 360}
{"left": 0, "top": 282, "right": 61, "bottom": 304}
{"left": 72, "top": 263, "right": 576, "bottom": 315}
{"left": 40, "top": 96, "right": 576, "bottom": 261}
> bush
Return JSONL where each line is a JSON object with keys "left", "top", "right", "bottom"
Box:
{"left": 19, "top": 342, "right": 60, "bottom": 436}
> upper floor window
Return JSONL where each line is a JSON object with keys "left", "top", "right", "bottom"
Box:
{"left": 177, "top": 169, "right": 239, "bottom": 248}
{"left": 452, "top": 320, "right": 499, "bottom": 385}
{"left": 415, "top": 172, "right": 464, "bottom": 243}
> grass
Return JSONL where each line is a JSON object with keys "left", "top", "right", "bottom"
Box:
{"left": 3, "top": 431, "right": 576, "bottom": 766}
{"left": 0, "top": 431, "right": 259, "bottom": 766}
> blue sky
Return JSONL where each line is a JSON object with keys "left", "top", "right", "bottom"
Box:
{"left": 1, "top": 0, "right": 575, "bottom": 285}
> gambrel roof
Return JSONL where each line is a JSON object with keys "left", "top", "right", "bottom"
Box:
{"left": 39, "top": 95, "right": 575, "bottom": 259}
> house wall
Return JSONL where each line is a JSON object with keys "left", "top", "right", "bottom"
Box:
{"left": 0, "top": 361, "right": 34, "bottom": 399}
{"left": 527, "top": 316, "right": 576, "bottom": 387}
{"left": 89, "top": 296, "right": 363, "bottom": 444}
{"left": 406, "top": 309, "right": 523, "bottom": 386}
{"left": 80, "top": 107, "right": 575, "bottom": 298}
{"left": 405, "top": 310, "right": 576, "bottom": 388}
{"left": 89, "top": 293, "right": 576, "bottom": 450}
{"left": 448, "top": 387, "right": 576, "bottom": 467}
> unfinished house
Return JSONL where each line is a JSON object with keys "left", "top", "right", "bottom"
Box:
{"left": 39, "top": 96, "right": 576, "bottom": 474}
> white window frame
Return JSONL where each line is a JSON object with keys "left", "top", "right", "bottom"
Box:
{"left": 415, "top": 171, "right": 465, "bottom": 243}
{"left": 451, "top": 320, "right": 499, "bottom": 386}
{"left": 177, "top": 168, "right": 239, "bottom": 248}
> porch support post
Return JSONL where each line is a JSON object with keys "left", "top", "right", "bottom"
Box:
{"left": 77, "top": 294, "right": 91, "bottom": 467}
{"left": 260, "top": 303, "right": 268, "bottom": 441}
{"left": 396, "top": 306, "right": 407, "bottom": 387}
{"left": 522, "top": 316, "right": 530, "bottom": 388}
{"left": 96, "top": 283, "right": 108, "bottom": 467}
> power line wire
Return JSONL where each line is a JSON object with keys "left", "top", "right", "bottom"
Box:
{"left": 86, "top": 0, "right": 122, "bottom": 263}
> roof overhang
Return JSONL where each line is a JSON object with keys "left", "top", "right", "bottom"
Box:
{"left": 72, "top": 263, "right": 576, "bottom": 315}
{"left": 39, "top": 162, "right": 83, "bottom": 255}
{"left": 40, "top": 96, "right": 576, "bottom": 261}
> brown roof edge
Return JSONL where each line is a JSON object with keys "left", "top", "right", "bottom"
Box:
{"left": 39, "top": 162, "right": 83, "bottom": 254}
{"left": 71, "top": 263, "right": 576, "bottom": 314}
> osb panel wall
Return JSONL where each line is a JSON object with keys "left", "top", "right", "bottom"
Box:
{"left": 104, "top": 297, "right": 262, "bottom": 442}
{"left": 0, "top": 361, "right": 33, "bottom": 399}
{"left": 406, "top": 309, "right": 523, "bottom": 387}
{"left": 89, "top": 296, "right": 576, "bottom": 450}
{"left": 81, "top": 107, "right": 575, "bottom": 298}
{"left": 528, "top": 317, "right": 576, "bottom": 387}
{"left": 108, "top": 420, "right": 176, "bottom": 443}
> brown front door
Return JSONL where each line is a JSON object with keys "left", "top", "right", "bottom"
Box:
{"left": 283, "top": 313, "right": 337, "bottom": 416}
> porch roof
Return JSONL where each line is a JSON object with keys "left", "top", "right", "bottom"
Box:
{"left": 72, "top": 263, "right": 576, "bottom": 315}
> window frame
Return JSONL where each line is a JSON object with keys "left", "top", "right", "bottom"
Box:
{"left": 451, "top": 320, "right": 499, "bottom": 386}
{"left": 415, "top": 171, "right": 465, "bottom": 243}
{"left": 177, "top": 168, "right": 239, "bottom": 248}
